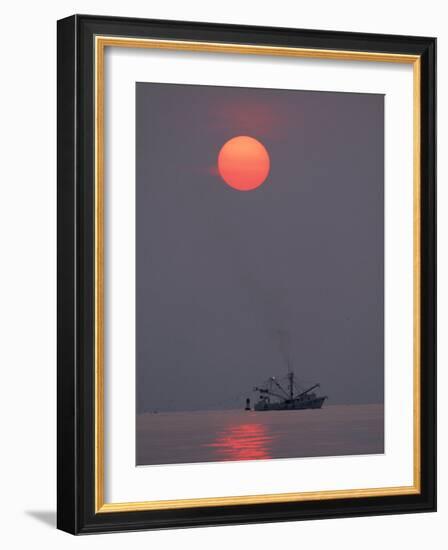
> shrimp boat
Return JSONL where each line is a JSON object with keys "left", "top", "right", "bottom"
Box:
{"left": 247, "top": 370, "right": 327, "bottom": 411}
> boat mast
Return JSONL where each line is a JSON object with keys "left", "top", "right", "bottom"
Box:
{"left": 284, "top": 332, "right": 294, "bottom": 400}
{"left": 288, "top": 371, "right": 294, "bottom": 400}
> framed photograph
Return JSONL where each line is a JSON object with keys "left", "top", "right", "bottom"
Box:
{"left": 57, "top": 14, "right": 436, "bottom": 534}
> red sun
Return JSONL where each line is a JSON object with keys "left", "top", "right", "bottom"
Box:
{"left": 218, "top": 136, "right": 270, "bottom": 191}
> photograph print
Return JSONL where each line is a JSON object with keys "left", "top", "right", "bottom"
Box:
{"left": 135, "top": 82, "right": 384, "bottom": 467}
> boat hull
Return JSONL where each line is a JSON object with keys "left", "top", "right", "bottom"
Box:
{"left": 254, "top": 396, "right": 327, "bottom": 411}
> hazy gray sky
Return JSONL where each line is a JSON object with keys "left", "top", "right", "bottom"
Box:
{"left": 136, "top": 82, "right": 384, "bottom": 413}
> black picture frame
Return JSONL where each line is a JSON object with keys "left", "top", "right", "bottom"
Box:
{"left": 57, "top": 14, "right": 436, "bottom": 534}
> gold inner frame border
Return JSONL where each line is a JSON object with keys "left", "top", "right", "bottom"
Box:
{"left": 94, "top": 35, "right": 421, "bottom": 513}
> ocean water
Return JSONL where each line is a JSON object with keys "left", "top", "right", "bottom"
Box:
{"left": 136, "top": 404, "right": 384, "bottom": 466}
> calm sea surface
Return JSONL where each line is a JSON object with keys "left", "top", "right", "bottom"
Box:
{"left": 136, "top": 404, "right": 384, "bottom": 466}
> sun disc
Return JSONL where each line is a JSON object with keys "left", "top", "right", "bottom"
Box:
{"left": 218, "top": 136, "right": 270, "bottom": 191}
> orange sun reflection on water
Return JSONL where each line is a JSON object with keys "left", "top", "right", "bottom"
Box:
{"left": 205, "top": 423, "right": 273, "bottom": 461}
